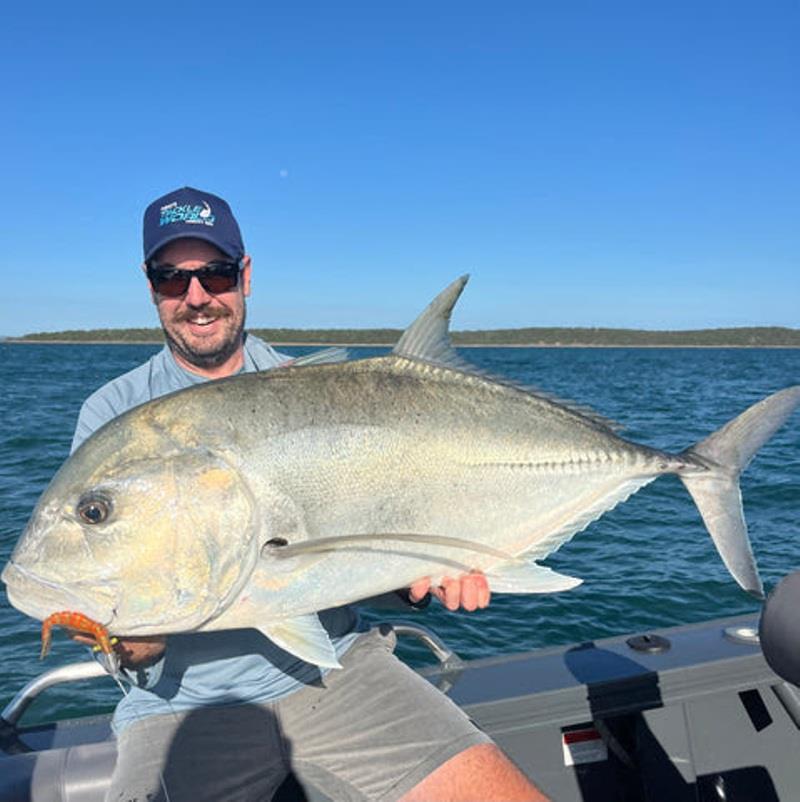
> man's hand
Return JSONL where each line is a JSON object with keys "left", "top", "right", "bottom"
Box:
{"left": 70, "top": 632, "right": 167, "bottom": 669}
{"left": 409, "top": 571, "right": 491, "bottom": 612}
{"left": 113, "top": 636, "right": 167, "bottom": 669}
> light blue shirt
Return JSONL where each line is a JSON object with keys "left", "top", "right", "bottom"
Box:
{"left": 71, "top": 335, "right": 363, "bottom": 733}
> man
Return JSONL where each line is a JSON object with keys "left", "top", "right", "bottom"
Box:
{"left": 73, "top": 187, "right": 549, "bottom": 801}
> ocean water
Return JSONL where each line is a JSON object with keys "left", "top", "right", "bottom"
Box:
{"left": 1, "top": 343, "right": 798, "bottom": 725}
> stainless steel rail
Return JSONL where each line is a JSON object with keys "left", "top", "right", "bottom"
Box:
{"left": 387, "top": 622, "right": 464, "bottom": 670}
{"left": 1, "top": 661, "right": 108, "bottom": 728}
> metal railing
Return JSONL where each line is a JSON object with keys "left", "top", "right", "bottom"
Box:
{"left": 1, "top": 661, "right": 109, "bottom": 728}
{"left": 386, "top": 622, "right": 463, "bottom": 670}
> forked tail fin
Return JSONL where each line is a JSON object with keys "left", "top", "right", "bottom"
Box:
{"left": 680, "top": 386, "right": 800, "bottom": 599}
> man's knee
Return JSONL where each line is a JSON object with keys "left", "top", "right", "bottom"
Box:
{"left": 400, "top": 742, "right": 551, "bottom": 802}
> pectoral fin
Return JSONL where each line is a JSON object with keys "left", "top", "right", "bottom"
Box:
{"left": 256, "top": 614, "right": 342, "bottom": 669}
{"left": 486, "top": 562, "right": 582, "bottom": 594}
{"left": 283, "top": 347, "right": 348, "bottom": 366}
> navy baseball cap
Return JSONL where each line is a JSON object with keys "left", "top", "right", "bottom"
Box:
{"left": 143, "top": 187, "right": 245, "bottom": 262}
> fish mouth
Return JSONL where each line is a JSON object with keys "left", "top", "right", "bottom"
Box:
{"left": 1, "top": 561, "right": 116, "bottom": 626}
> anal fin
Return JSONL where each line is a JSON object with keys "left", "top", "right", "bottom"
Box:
{"left": 487, "top": 562, "right": 582, "bottom": 594}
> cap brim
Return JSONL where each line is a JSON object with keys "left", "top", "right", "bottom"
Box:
{"left": 144, "top": 231, "right": 240, "bottom": 262}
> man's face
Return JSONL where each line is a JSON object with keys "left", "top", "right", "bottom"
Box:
{"left": 147, "top": 239, "right": 252, "bottom": 371}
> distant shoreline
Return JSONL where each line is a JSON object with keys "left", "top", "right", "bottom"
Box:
{"left": 5, "top": 324, "right": 800, "bottom": 349}
{"left": 3, "top": 338, "right": 799, "bottom": 349}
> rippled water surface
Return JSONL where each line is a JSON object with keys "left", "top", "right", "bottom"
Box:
{"left": 1, "top": 343, "right": 798, "bottom": 724}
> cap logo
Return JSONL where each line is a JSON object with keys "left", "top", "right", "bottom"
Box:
{"left": 159, "top": 200, "right": 216, "bottom": 228}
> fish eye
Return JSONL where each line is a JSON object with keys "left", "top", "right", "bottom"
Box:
{"left": 77, "top": 494, "right": 112, "bottom": 525}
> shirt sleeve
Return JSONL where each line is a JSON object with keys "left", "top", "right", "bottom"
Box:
{"left": 70, "top": 360, "right": 154, "bottom": 453}
{"left": 70, "top": 390, "right": 124, "bottom": 453}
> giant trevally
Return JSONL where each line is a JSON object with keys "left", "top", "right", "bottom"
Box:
{"left": 3, "top": 277, "right": 799, "bottom": 668}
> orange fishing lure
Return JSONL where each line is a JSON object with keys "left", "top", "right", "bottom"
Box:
{"left": 40, "top": 611, "right": 114, "bottom": 659}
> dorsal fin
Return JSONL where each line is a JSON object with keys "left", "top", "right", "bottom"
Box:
{"left": 393, "top": 275, "right": 470, "bottom": 369}
{"left": 391, "top": 275, "right": 622, "bottom": 431}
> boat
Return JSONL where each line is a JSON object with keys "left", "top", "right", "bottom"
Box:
{"left": 3, "top": 600, "right": 800, "bottom": 801}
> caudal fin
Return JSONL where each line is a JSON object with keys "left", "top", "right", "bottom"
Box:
{"left": 680, "top": 386, "right": 800, "bottom": 599}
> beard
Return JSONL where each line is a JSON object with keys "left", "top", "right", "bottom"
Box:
{"left": 161, "top": 303, "right": 247, "bottom": 370}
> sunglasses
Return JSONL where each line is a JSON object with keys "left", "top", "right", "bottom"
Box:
{"left": 146, "top": 260, "right": 242, "bottom": 298}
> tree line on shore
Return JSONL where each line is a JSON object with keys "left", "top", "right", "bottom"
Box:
{"left": 8, "top": 326, "right": 800, "bottom": 346}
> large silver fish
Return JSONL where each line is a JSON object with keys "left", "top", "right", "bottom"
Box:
{"left": 3, "top": 277, "right": 799, "bottom": 667}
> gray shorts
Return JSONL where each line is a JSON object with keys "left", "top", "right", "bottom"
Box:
{"left": 107, "top": 627, "right": 490, "bottom": 802}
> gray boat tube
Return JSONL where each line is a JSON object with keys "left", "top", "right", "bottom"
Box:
{"left": 760, "top": 571, "right": 800, "bottom": 686}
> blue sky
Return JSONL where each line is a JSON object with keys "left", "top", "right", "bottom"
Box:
{"left": 1, "top": 2, "right": 797, "bottom": 336}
